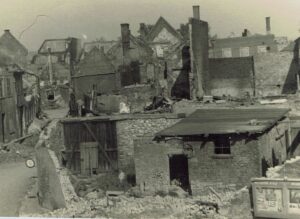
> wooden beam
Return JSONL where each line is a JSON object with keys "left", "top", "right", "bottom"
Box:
{"left": 83, "top": 122, "right": 116, "bottom": 170}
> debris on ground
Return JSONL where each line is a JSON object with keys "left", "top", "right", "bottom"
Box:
{"left": 0, "top": 134, "right": 39, "bottom": 164}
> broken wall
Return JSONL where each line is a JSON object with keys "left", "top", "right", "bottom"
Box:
{"left": 120, "top": 85, "right": 157, "bottom": 113}
{"left": 254, "top": 52, "right": 298, "bottom": 96}
{"left": 36, "top": 141, "right": 66, "bottom": 210}
{"left": 209, "top": 57, "right": 254, "bottom": 97}
{"left": 116, "top": 114, "right": 180, "bottom": 172}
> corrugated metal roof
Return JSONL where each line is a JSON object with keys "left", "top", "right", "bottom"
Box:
{"left": 156, "top": 108, "right": 290, "bottom": 137}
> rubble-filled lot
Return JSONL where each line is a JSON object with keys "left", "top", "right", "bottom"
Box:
{"left": 27, "top": 183, "right": 253, "bottom": 219}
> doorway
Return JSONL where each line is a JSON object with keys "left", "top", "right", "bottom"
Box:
{"left": 169, "top": 154, "right": 190, "bottom": 192}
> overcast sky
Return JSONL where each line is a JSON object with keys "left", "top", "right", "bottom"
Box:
{"left": 1, "top": 0, "right": 300, "bottom": 51}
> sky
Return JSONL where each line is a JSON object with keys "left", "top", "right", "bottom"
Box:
{"left": 1, "top": 0, "right": 300, "bottom": 51}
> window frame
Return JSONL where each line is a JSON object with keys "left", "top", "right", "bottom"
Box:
{"left": 213, "top": 135, "right": 231, "bottom": 155}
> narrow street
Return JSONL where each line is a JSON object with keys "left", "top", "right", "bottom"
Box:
{"left": 0, "top": 161, "right": 36, "bottom": 216}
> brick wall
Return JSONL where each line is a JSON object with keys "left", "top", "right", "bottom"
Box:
{"left": 132, "top": 121, "right": 290, "bottom": 196}
{"left": 187, "top": 135, "right": 261, "bottom": 195}
{"left": 116, "top": 115, "right": 180, "bottom": 171}
{"left": 209, "top": 57, "right": 254, "bottom": 97}
{"left": 134, "top": 137, "right": 183, "bottom": 193}
{"left": 254, "top": 52, "right": 298, "bottom": 96}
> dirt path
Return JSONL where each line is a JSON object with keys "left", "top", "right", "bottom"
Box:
{"left": 0, "top": 161, "right": 36, "bottom": 216}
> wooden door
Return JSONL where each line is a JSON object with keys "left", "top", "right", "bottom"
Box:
{"left": 80, "top": 142, "right": 98, "bottom": 175}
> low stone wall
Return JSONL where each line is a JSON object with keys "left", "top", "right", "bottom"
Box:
{"left": 36, "top": 141, "right": 66, "bottom": 210}
{"left": 35, "top": 120, "right": 77, "bottom": 211}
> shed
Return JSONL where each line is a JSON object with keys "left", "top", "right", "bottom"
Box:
{"left": 135, "top": 108, "right": 292, "bottom": 195}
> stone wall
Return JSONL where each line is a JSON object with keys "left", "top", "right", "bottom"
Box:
{"left": 254, "top": 52, "right": 298, "bottom": 96}
{"left": 187, "top": 135, "right": 261, "bottom": 195}
{"left": 116, "top": 114, "right": 180, "bottom": 172}
{"left": 36, "top": 141, "right": 66, "bottom": 210}
{"left": 36, "top": 120, "right": 77, "bottom": 211}
{"left": 132, "top": 121, "right": 290, "bottom": 196}
{"left": 134, "top": 137, "right": 182, "bottom": 193}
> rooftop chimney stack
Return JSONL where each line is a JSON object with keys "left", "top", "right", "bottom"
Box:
{"left": 121, "top": 23, "right": 130, "bottom": 59}
{"left": 266, "top": 17, "right": 271, "bottom": 35}
{"left": 139, "top": 23, "right": 147, "bottom": 39}
{"left": 193, "top": 5, "right": 200, "bottom": 20}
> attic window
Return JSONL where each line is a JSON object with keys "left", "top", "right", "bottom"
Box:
{"left": 214, "top": 135, "right": 231, "bottom": 155}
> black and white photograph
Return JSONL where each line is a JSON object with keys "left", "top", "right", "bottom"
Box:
{"left": 1, "top": 0, "right": 300, "bottom": 218}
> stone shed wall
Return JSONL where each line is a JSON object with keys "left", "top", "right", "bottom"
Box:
{"left": 187, "top": 135, "right": 261, "bottom": 195}
{"left": 116, "top": 114, "right": 180, "bottom": 171}
{"left": 134, "top": 137, "right": 182, "bottom": 193}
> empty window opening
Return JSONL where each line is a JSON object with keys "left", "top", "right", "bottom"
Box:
{"left": 214, "top": 135, "right": 231, "bottom": 154}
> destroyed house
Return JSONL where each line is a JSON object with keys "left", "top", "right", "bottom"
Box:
{"left": 107, "top": 24, "right": 154, "bottom": 87}
{"left": 73, "top": 47, "right": 117, "bottom": 100}
{"left": 141, "top": 16, "right": 183, "bottom": 58}
{"left": 134, "top": 108, "right": 291, "bottom": 195}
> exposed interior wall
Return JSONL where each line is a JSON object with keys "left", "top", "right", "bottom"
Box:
{"left": 209, "top": 57, "right": 254, "bottom": 97}
{"left": 254, "top": 52, "right": 298, "bottom": 96}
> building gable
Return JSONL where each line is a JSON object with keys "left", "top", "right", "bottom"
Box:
{"left": 146, "top": 17, "right": 182, "bottom": 44}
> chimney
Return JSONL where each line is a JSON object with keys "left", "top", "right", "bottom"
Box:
{"left": 242, "top": 29, "right": 248, "bottom": 37}
{"left": 121, "top": 23, "right": 130, "bottom": 58}
{"left": 139, "top": 23, "right": 147, "bottom": 39}
{"left": 193, "top": 5, "right": 200, "bottom": 20}
{"left": 266, "top": 17, "right": 271, "bottom": 35}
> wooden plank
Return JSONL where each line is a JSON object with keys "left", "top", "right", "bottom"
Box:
{"left": 83, "top": 122, "right": 116, "bottom": 170}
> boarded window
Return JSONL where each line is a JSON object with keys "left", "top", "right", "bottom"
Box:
{"left": 240, "top": 47, "right": 250, "bottom": 57}
{"left": 214, "top": 135, "right": 231, "bottom": 154}
{"left": 222, "top": 48, "right": 232, "bottom": 58}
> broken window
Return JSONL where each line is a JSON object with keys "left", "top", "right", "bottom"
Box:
{"left": 214, "top": 135, "right": 231, "bottom": 154}
{"left": 221, "top": 48, "right": 232, "bottom": 58}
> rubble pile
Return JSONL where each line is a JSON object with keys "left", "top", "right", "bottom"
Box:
{"left": 267, "top": 156, "right": 300, "bottom": 178}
